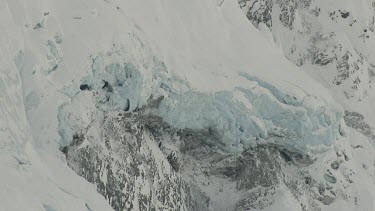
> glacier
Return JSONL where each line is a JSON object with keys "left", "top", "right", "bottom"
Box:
{"left": 58, "top": 42, "right": 344, "bottom": 155}
{"left": 1, "top": 0, "right": 375, "bottom": 210}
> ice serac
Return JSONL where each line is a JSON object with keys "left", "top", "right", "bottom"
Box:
{"left": 58, "top": 0, "right": 344, "bottom": 155}
{"left": 58, "top": 37, "right": 344, "bottom": 155}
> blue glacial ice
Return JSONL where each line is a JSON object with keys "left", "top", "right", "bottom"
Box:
{"left": 58, "top": 46, "right": 344, "bottom": 155}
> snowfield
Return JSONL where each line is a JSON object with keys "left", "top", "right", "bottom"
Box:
{"left": 1, "top": 0, "right": 374, "bottom": 210}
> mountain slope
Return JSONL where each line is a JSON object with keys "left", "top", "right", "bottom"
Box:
{"left": 0, "top": 0, "right": 374, "bottom": 210}
{"left": 239, "top": 0, "right": 375, "bottom": 125}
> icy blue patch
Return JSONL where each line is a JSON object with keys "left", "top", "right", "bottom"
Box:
{"left": 45, "top": 40, "right": 61, "bottom": 74}
{"left": 25, "top": 91, "right": 40, "bottom": 111}
{"left": 239, "top": 72, "right": 302, "bottom": 106}
{"left": 85, "top": 203, "right": 93, "bottom": 211}
{"left": 153, "top": 84, "right": 341, "bottom": 153}
{"left": 33, "top": 12, "right": 48, "bottom": 29}
{"left": 14, "top": 50, "right": 24, "bottom": 71}
{"left": 47, "top": 40, "right": 59, "bottom": 58}
{"left": 42, "top": 204, "right": 57, "bottom": 211}
{"left": 54, "top": 33, "right": 63, "bottom": 44}
{"left": 80, "top": 61, "right": 143, "bottom": 111}
{"left": 33, "top": 22, "right": 44, "bottom": 29}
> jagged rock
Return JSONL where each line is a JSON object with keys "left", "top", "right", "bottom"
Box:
{"left": 344, "top": 111, "right": 375, "bottom": 139}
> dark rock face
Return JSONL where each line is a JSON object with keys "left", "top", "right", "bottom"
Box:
{"left": 344, "top": 111, "right": 375, "bottom": 140}
{"left": 79, "top": 84, "right": 91, "bottom": 91}
{"left": 61, "top": 105, "right": 336, "bottom": 210}
{"left": 239, "top": 0, "right": 313, "bottom": 29}
{"left": 239, "top": 0, "right": 273, "bottom": 28}
{"left": 62, "top": 112, "right": 210, "bottom": 211}
{"left": 236, "top": 147, "right": 282, "bottom": 189}
{"left": 340, "top": 11, "right": 350, "bottom": 19}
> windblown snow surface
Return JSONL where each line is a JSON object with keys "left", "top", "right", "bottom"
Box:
{"left": 0, "top": 0, "right": 374, "bottom": 210}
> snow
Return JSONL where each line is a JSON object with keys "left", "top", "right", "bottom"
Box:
{"left": 0, "top": 0, "right": 112, "bottom": 210}
{"left": 0, "top": 0, "right": 374, "bottom": 210}
{"left": 245, "top": 0, "right": 375, "bottom": 125}
{"left": 47, "top": 0, "right": 343, "bottom": 154}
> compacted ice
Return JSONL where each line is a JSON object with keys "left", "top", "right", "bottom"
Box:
{"left": 58, "top": 44, "right": 344, "bottom": 155}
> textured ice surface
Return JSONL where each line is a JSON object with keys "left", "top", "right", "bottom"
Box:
{"left": 58, "top": 43, "right": 343, "bottom": 155}
{"left": 156, "top": 72, "right": 344, "bottom": 153}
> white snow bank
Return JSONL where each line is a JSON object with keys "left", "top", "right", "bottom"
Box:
{"left": 0, "top": 1, "right": 114, "bottom": 210}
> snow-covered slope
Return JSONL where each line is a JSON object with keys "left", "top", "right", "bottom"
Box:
{"left": 0, "top": 1, "right": 114, "bottom": 210}
{"left": 1, "top": 0, "right": 374, "bottom": 210}
{"left": 239, "top": 0, "right": 375, "bottom": 124}
{"left": 238, "top": 0, "right": 375, "bottom": 209}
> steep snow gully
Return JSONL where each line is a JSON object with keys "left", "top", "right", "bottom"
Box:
{"left": 1, "top": 0, "right": 375, "bottom": 210}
